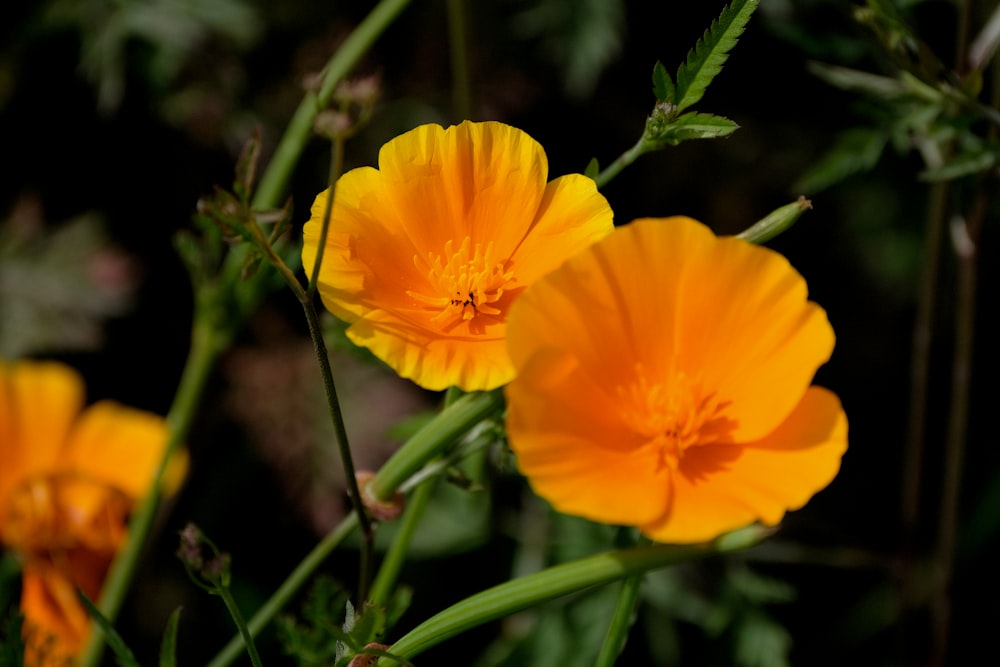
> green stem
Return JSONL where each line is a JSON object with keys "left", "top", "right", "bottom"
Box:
{"left": 301, "top": 299, "right": 374, "bottom": 600}
{"left": 308, "top": 136, "right": 345, "bottom": 299}
{"left": 593, "top": 574, "right": 644, "bottom": 667}
{"left": 369, "top": 389, "right": 504, "bottom": 502}
{"left": 369, "top": 475, "right": 440, "bottom": 607}
{"left": 593, "top": 138, "right": 646, "bottom": 190}
{"left": 446, "top": 0, "right": 472, "bottom": 120}
{"left": 379, "top": 526, "right": 769, "bottom": 665}
{"left": 207, "top": 514, "right": 360, "bottom": 667}
{"left": 252, "top": 0, "right": 412, "bottom": 211}
{"left": 82, "top": 317, "right": 230, "bottom": 667}
{"left": 218, "top": 586, "right": 264, "bottom": 667}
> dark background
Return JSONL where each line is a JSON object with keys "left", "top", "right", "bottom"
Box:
{"left": 2, "top": 1, "right": 997, "bottom": 665}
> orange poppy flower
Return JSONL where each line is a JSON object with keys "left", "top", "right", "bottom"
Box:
{"left": 504, "top": 217, "right": 848, "bottom": 544}
{"left": 301, "top": 120, "right": 614, "bottom": 391}
{"left": 0, "top": 361, "right": 186, "bottom": 665}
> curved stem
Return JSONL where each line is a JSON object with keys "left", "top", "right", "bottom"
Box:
{"left": 206, "top": 514, "right": 360, "bottom": 667}
{"left": 307, "top": 136, "right": 345, "bottom": 299}
{"left": 593, "top": 138, "right": 646, "bottom": 190}
{"left": 301, "top": 299, "right": 374, "bottom": 600}
{"left": 593, "top": 574, "right": 644, "bottom": 667}
{"left": 218, "top": 586, "right": 264, "bottom": 667}
{"left": 369, "top": 389, "right": 504, "bottom": 502}
{"left": 251, "top": 0, "right": 413, "bottom": 211}
{"left": 369, "top": 475, "right": 440, "bottom": 607}
{"left": 379, "top": 526, "right": 769, "bottom": 665}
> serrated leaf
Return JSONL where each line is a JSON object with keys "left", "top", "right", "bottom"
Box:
{"left": 584, "top": 157, "right": 600, "bottom": 181}
{"left": 795, "top": 127, "right": 888, "bottom": 194}
{"left": 159, "top": 607, "right": 182, "bottom": 667}
{"left": 649, "top": 112, "right": 740, "bottom": 147}
{"left": 674, "top": 0, "right": 759, "bottom": 113}
{"left": 651, "top": 60, "right": 674, "bottom": 101}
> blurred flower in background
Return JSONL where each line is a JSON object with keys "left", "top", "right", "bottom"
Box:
{"left": 505, "top": 217, "right": 848, "bottom": 543}
{"left": 0, "top": 360, "right": 186, "bottom": 665}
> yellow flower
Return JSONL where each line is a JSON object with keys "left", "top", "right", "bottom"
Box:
{"left": 301, "top": 120, "right": 614, "bottom": 391}
{"left": 504, "top": 217, "right": 848, "bottom": 544}
{"left": 0, "top": 361, "right": 186, "bottom": 666}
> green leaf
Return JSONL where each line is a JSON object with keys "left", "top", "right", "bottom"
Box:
{"left": 919, "top": 146, "right": 997, "bottom": 181}
{"left": 734, "top": 610, "right": 792, "bottom": 667}
{"left": 0, "top": 610, "right": 25, "bottom": 667}
{"left": 78, "top": 592, "right": 142, "bottom": 667}
{"left": 159, "top": 607, "right": 182, "bottom": 667}
{"left": 651, "top": 60, "right": 674, "bottom": 102}
{"left": 646, "top": 112, "right": 740, "bottom": 148}
{"left": 795, "top": 127, "right": 888, "bottom": 194}
{"left": 674, "top": 0, "right": 759, "bottom": 113}
{"left": 584, "top": 157, "right": 600, "bottom": 181}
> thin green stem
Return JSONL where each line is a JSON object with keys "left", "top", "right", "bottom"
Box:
{"left": 82, "top": 317, "right": 231, "bottom": 667}
{"left": 252, "top": 0, "right": 412, "bottom": 211}
{"left": 594, "top": 575, "right": 644, "bottom": 667}
{"left": 369, "top": 389, "right": 504, "bottom": 502}
{"left": 379, "top": 526, "right": 769, "bottom": 665}
{"left": 218, "top": 586, "right": 264, "bottom": 667}
{"left": 207, "top": 514, "right": 359, "bottom": 667}
{"left": 446, "top": 0, "right": 472, "bottom": 120}
{"left": 301, "top": 299, "right": 374, "bottom": 600}
{"left": 308, "top": 136, "right": 345, "bottom": 299}
{"left": 593, "top": 138, "right": 647, "bottom": 190}
{"left": 369, "top": 475, "right": 440, "bottom": 607}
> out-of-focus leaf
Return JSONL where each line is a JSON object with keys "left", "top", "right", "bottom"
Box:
{"left": 919, "top": 144, "right": 997, "bottom": 181}
{"left": 807, "top": 61, "right": 908, "bottom": 98}
{"left": 0, "top": 198, "right": 137, "bottom": 359}
{"left": 78, "top": 593, "right": 141, "bottom": 667}
{"left": 510, "top": 0, "right": 625, "bottom": 98}
{"left": 0, "top": 607, "right": 24, "bottom": 667}
{"left": 734, "top": 610, "right": 792, "bottom": 667}
{"left": 158, "top": 608, "right": 182, "bottom": 667}
{"left": 584, "top": 157, "right": 600, "bottom": 181}
{"left": 795, "top": 126, "right": 888, "bottom": 193}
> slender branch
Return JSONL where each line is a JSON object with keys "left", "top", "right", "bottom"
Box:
{"left": 593, "top": 137, "right": 647, "bottom": 190}
{"left": 301, "top": 298, "right": 374, "bottom": 601}
{"left": 594, "top": 574, "right": 644, "bottom": 667}
{"left": 218, "top": 586, "right": 264, "bottom": 667}
{"left": 206, "top": 514, "right": 360, "bottom": 667}
{"left": 369, "top": 475, "right": 439, "bottom": 607}
{"left": 308, "top": 136, "right": 345, "bottom": 299}
{"left": 252, "top": 0, "right": 413, "bottom": 210}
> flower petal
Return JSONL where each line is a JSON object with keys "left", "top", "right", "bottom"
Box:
{"left": 507, "top": 173, "right": 614, "bottom": 284}
{"left": 506, "top": 348, "right": 671, "bottom": 525}
{"left": 0, "top": 362, "right": 84, "bottom": 533}
{"left": 640, "top": 387, "right": 848, "bottom": 543}
{"left": 65, "top": 400, "right": 185, "bottom": 500}
{"left": 302, "top": 121, "right": 613, "bottom": 391}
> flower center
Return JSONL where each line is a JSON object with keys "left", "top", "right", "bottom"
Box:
{"left": 408, "top": 237, "right": 515, "bottom": 325}
{"left": 616, "top": 364, "right": 732, "bottom": 471}
{"left": 3, "top": 474, "right": 130, "bottom": 554}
